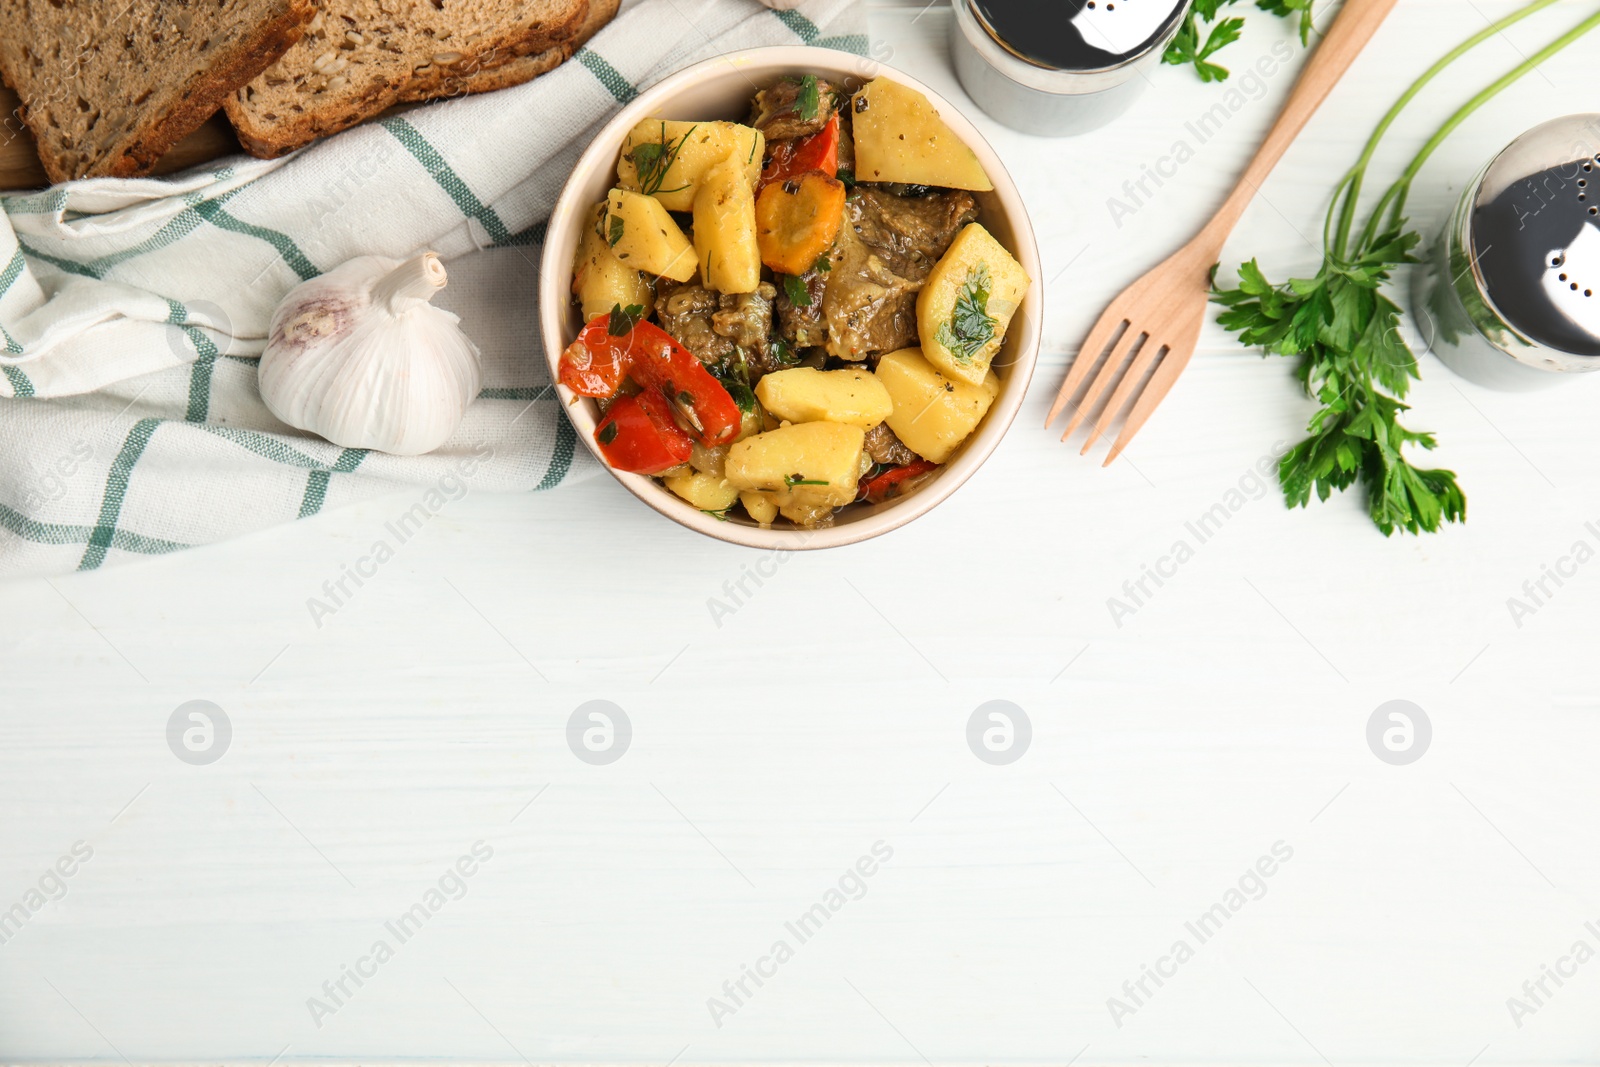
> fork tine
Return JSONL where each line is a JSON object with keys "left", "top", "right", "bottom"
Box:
{"left": 1059, "top": 324, "right": 1144, "bottom": 441}
{"left": 1046, "top": 309, "right": 1126, "bottom": 428}
{"left": 1102, "top": 340, "right": 1198, "bottom": 466}
{"left": 1080, "top": 333, "right": 1165, "bottom": 455}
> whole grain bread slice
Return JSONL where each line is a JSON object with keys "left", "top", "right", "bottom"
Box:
{"left": 225, "top": 0, "right": 588, "bottom": 158}
{"left": 0, "top": 0, "right": 314, "bottom": 183}
{"left": 392, "top": 0, "right": 618, "bottom": 102}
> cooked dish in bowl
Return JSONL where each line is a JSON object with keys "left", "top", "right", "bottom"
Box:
{"left": 557, "top": 72, "right": 1032, "bottom": 529}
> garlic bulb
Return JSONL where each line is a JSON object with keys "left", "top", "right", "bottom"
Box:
{"left": 259, "top": 252, "right": 482, "bottom": 456}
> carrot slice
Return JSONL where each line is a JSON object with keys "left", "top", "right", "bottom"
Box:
{"left": 755, "top": 171, "right": 846, "bottom": 276}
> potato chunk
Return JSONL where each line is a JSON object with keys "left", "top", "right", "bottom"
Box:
{"left": 741, "top": 491, "right": 778, "bottom": 525}
{"left": 618, "top": 119, "right": 764, "bottom": 212}
{"left": 851, "top": 79, "right": 992, "bottom": 192}
{"left": 694, "top": 157, "right": 760, "bottom": 294}
{"left": 664, "top": 469, "right": 740, "bottom": 513}
{"left": 875, "top": 347, "right": 999, "bottom": 464}
{"left": 755, "top": 367, "right": 892, "bottom": 429}
{"left": 572, "top": 202, "right": 654, "bottom": 321}
{"left": 605, "top": 188, "right": 696, "bottom": 282}
{"left": 918, "top": 223, "right": 1031, "bottom": 385}
{"left": 725, "top": 421, "right": 866, "bottom": 518}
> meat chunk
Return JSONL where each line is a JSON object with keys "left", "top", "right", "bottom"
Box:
{"left": 819, "top": 187, "right": 979, "bottom": 359}
{"left": 654, "top": 279, "right": 781, "bottom": 374}
{"left": 776, "top": 270, "right": 828, "bottom": 349}
{"left": 864, "top": 423, "right": 918, "bottom": 467}
{"left": 749, "top": 75, "right": 840, "bottom": 142}
{"left": 656, "top": 281, "right": 733, "bottom": 363}
{"left": 849, "top": 186, "right": 979, "bottom": 278}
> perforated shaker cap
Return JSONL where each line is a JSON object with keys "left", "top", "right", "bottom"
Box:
{"left": 968, "top": 0, "right": 1190, "bottom": 72}
{"left": 1471, "top": 114, "right": 1600, "bottom": 358}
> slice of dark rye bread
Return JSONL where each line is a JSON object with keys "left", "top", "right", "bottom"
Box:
{"left": 392, "top": 0, "right": 617, "bottom": 102}
{"left": 225, "top": 0, "right": 589, "bottom": 158}
{"left": 0, "top": 0, "right": 314, "bottom": 183}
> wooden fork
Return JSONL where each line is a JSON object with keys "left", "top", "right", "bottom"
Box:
{"left": 1046, "top": 0, "right": 1400, "bottom": 464}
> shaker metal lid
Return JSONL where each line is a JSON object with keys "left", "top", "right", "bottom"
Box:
{"left": 1471, "top": 114, "right": 1600, "bottom": 357}
{"left": 968, "top": 0, "right": 1190, "bottom": 72}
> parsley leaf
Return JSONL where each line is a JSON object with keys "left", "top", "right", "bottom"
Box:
{"left": 712, "top": 353, "right": 758, "bottom": 415}
{"left": 770, "top": 337, "right": 799, "bottom": 366}
{"left": 1256, "top": 0, "right": 1314, "bottom": 45}
{"left": 783, "top": 274, "right": 812, "bottom": 308}
{"left": 785, "top": 475, "right": 829, "bottom": 487}
{"left": 597, "top": 421, "right": 619, "bottom": 445}
{"left": 1162, "top": 0, "right": 1304, "bottom": 82}
{"left": 797, "top": 75, "right": 821, "bottom": 122}
{"left": 608, "top": 214, "right": 625, "bottom": 248}
{"left": 934, "top": 262, "right": 995, "bottom": 365}
{"left": 607, "top": 303, "right": 646, "bottom": 336}
{"left": 812, "top": 254, "right": 833, "bottom": 274}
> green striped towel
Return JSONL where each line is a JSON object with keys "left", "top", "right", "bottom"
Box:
{"left": 0, "top": 0, "right": 867, "bottom": 577}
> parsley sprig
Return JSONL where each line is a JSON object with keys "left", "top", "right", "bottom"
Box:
{"left": 935, "top": 263, "right": 996, "bottom": 365}
{"left": 1162, "top": 0, "right": 1311, "bottom": 83}
{"left": 1214, "top": 0, "right": 1599, "bottom": 536}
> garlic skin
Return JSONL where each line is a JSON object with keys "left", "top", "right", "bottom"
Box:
{"left": 259, "top": 252, "right": 482, "bottom": 456}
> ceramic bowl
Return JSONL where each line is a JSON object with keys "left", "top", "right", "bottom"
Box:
{"left": 539, "top": 45, "right": 1042, "bottom": 549}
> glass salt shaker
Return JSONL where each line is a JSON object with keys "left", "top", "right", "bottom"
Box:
{"left": 951, "top": 0, "right": 1193, "bottom": 137}
{"left": 1414, "top": 114, "right": 1600, "bottom": 390}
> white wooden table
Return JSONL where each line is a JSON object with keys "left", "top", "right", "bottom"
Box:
{"left": 4, "top": 0, "right": 1600, "bottom": 1061}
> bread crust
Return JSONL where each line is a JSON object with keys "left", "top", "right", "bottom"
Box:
{"left": 0, "top": 0, "right": 315, "bottom": 183}
{"left": 226, "top": 0, "right": 590, "bottom": 158}
{"left": 392, "top": 0, "right": 618, "bottom": 103}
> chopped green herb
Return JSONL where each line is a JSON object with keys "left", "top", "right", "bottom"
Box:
{"left": 607, "top": 214, "right": 625, "bottom": 248}
{"left": 785, "top": 475, "right": 829, "bottom": 487}
{"left": 607, "top": 303, "right": 646, "bottom": 336}
{"left": 712, "top": 353, "right": 758, "bottom": 414}
{"left": 836, "top": 165, "right": 856, "bottom": 187}
{"left": 812, "top": 254, "right": 832, "bottom": 274}
{"left": 783, "top": 274, "right": 812, "bottom": 307}
{"left": 797, "top": 75, "right": 821, "bottom": 122}
{"left": 1162, "top": 0, "right": 1309, "bottom": 83}
{"left": 702, "top": 507, "right": 732, "bottom": 521}
{"left": 934, "top": 262, "right": 995, "bottom": 365}
{"left": 678, "top": 390, "right": 695, "bottom": 407}
{"left": 748, "top": 135, "right": 758, "bottom": 165}
{"left": 629, "top": 121, "right": 697, "bottom": 195}
{"left": 770, "top": 338, "right": 799, "bottom": 366}
{"left": 598, "top": 421, "right": 619, "bottom": 445}
{"left": 724, "top": 377, "right": 757, "bottom": 414}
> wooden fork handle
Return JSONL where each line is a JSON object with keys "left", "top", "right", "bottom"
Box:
{"left": 1197, "top": 0, "right": 1400, "bottom": 250}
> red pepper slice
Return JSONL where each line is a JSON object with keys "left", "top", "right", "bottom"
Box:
{"left": 622, "top": 321, "right": 744, "bottom": 447}
{"left": 558, "top": 313, "right": 632, "bottom": 398}
{"left": 858, "top": 460, "right": 939, "bottom": 504}
{"left": 593, "top": 389, "right": 694, "bottom": 475}
{"left": 760, "top": 113, "right": 840, "bottom": 189}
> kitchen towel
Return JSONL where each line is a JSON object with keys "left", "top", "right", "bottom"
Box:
{"left": 0, "top": 0, "right": 867, "bottom": 577}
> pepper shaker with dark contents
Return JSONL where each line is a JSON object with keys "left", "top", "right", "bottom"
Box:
{"left": 951, "top": 0, "right": 1192, "bottom": 136}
